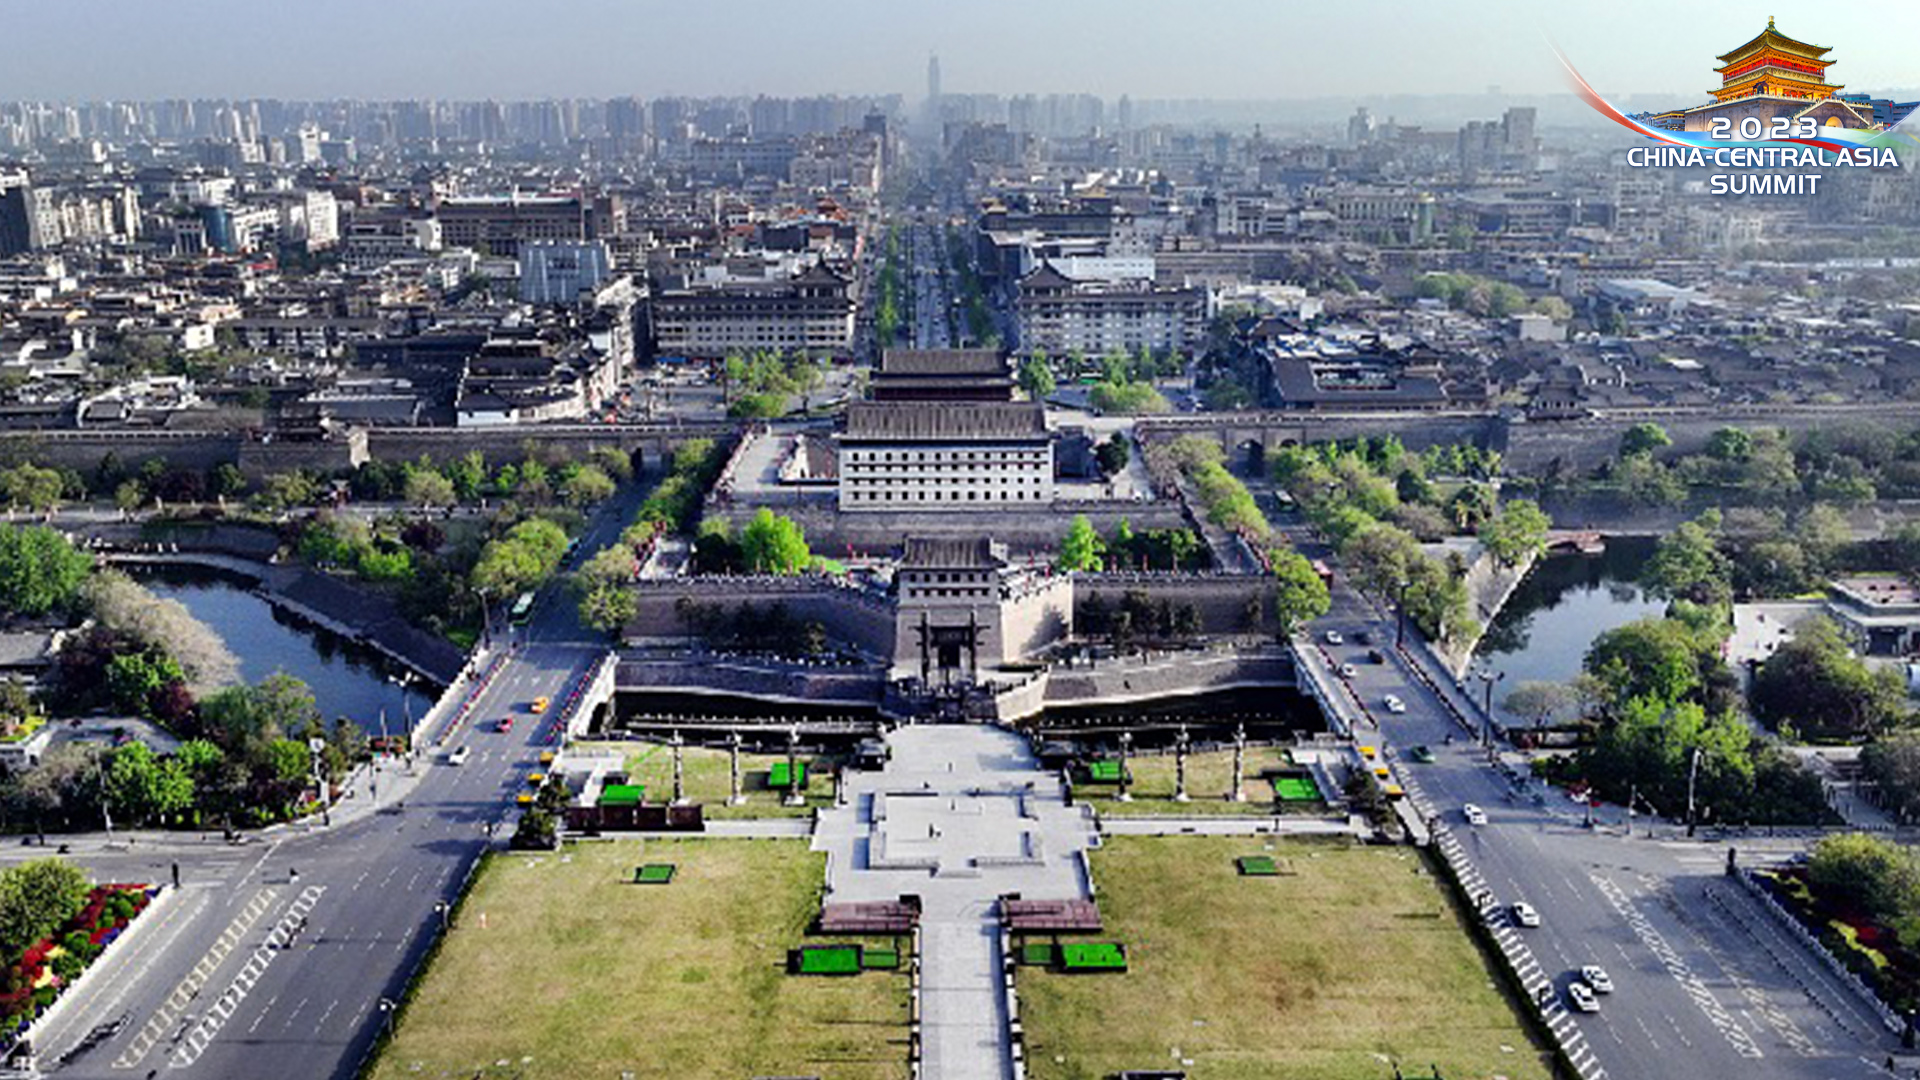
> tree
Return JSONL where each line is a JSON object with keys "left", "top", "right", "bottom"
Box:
{"left": 1584, "top": 618, "right": 1708, "bottom": 712}
{"left": 1706, "top": 427, "right": 1755, "bottom": 463}
{"left": 1619, "top": 422, "right": 1672, "bottom": 459}
{"left": 1095, "top": 435, "right": 1131, "bottom": 477}
{"left": 1268, "top": 550, "right": 1332, "bottom": 637}
{"left": 1478, "top": 499, "right": 1552, "bottom": 567}
{"left": 1862, "top": 732, "right": 1920, "bottom": 823}
{"left": 1807, "top": 833, "right": 1920, "bottom": 928}
{"left": 561, "top": 464, "right": 616, "bottom": 508}
{"left": 0, "top": 464, "right": 65, "bottom": 513}
{"left": 0, "top": 858, "right": 91, "bottom": 957}
{"left": 1446, "top": 483, "right": 1497, "bottom": 531}
{"left": 1643, "top": 517, "right": 1732, "bottom": 605}
{"left": 84, "top": 571, "right": 239, "bottom": 694}
{"left": 1088, "top": 380, "right": 1171, "bottom": 415}
{"left": 1058, "top": 515, "right": 1105, "bottom": 572}
{"left": 738, "top": 508, "right": 811, "bottom": 574}
{"left": 1017, "top": 356, "right": 1056, "bottom": 400}
{"left": 0, "top": 525, "right": 93, "bottom": 618}
{"left": 403, "top": 469, "right": 456, "bottom": 510}
{"left": 1750, "top": 616, "right": 1908, "bottom": 741}
{"left": 1502, "top": 681, "right": 1577, "bottom": 728}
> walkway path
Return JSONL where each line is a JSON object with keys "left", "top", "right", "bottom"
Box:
{"left": 814, "top": 726, "right": 1096, "bottom": 1080}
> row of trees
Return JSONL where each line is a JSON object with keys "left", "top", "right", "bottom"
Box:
{"left": 692, "top": 508, "right": 814, "bottom": 576}
{"left": 1163, "top": 437, "right": 1269, "bottom": 540}
{"left": 0, "top": 524, "right": 94, "bottom": 618}
{"left": 1590, "top": 421, "right": 1920, "bottom": 509}
{"left": 1412, "top": 272, "right": 1572, "bottom": 321}
{"left": 1056, "top": 515, "right": 1208, "bottom": 574}
{"left": 635, "top": 438, "right": 724, "bottom": 536}
{"left": 721, "top": 350, "right": 825, "bottom": 419}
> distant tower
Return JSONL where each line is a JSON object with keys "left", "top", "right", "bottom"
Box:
{"left": 927, "top": 52, "right": 942, "bottom": 106}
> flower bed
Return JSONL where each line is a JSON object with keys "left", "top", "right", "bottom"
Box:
{"left": 1758, "top": 867, "right": 1920, "bottom": 1011}
{"left": 0, "top": 884, "right": 155, "bottom": 1045}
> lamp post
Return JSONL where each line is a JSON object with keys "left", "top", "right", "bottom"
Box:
{"left": 1686, "top": 746, "right": 1704, "bottom": 838}
{"left": 1474, "top": 669, "right": 1504, "bottom": 749}
{"left": 1173, "top": 725, "right": 1191, "bottom": 803}
{"left": 783, "top": 726, "right": 804, "bottom": 807}
{"left": 728, "top": 732, "right": 745, "bottom": 806}
{"left": 377, "top": 997, "right": 397, "bottom": 1041}
{"left": 433, "top": 899, "right": 450, "bottom": 932}
{"left": 670, "top": 730, "right": 686, "bottom": 806}
{"left": 389, "top": 671, "right": 416, "bottom": 765}
{"left": 1116, "top": 732, "right": 1133, "bottom": 803}
{"left": 1230, "top": 723, "right": 1247, "bottom": 803}
{"left": 475, "top": 586, "right": 494, "bottom": 648}
{"left": 1394, "top": 579, "right": 1411, "bottom": 649}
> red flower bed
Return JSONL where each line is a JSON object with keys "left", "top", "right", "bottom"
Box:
{"left": 0, "top": 884, "right": 153, "bottom": 1043}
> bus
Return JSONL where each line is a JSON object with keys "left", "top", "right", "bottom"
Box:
{"left": 509, "top": 591, "right": 536, "bottom": 627}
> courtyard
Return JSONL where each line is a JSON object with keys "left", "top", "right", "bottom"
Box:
{"left": 580, "top": 740, "right": 842, "bottom": 818}
{"left": 1017, "top": 836, "right": 1554, "bottom": 1080}
{"left": 370, "top": 839, "right": 907, "bottom": 1080}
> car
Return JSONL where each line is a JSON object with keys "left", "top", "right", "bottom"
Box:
{"left": 1367, "top": 649, "right": 1386, "bottom": 664}
{"left": 497, "top": 717, "right": 515, "bottom": 733}
{"left": 1512, "top": 902, "right": 1541, "bottom": 928}
{"left": 1463, "top": 803, "right": 1488, "bottom": 826}
{"left": 1324, "top": 630, "right": 1344, "bottom": 645}
{"left": 515, "top": 792, "right": 534, "bottom": 806}
{"left": 530, "top": 696, "right": 551, "bottom": 714}
{"left": 1384, "top": 694, "right": 1407, "bottom": 713}
{"left": 1567, "top": 981, "right": 1599, "bottom": 1012}
{"left": 1353, "top": 630, "right": 1373, "bottom": 645}
{"left": 447, "top": 746, "right": 471, "bottom": 766}
{"left": 527, "top": 772, "right": 546, "bottom": 787}
{"left": 1409, "top": 745, "right": 1436, "bottom": 764}
{"left": 1339, "top": 663, "right": 1358, "bottom": 678}
{"left": 1581, "top": 965, "right": 1613, "bottom": 993}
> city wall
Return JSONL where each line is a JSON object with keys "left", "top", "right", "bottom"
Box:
{"left": 1073, "top": 573, "right": 1285, "bottom": 636}
{"left": 626, "top": 576, "right": 897, "bottom": 658}
{"left": 704, "top": 500, "right": 1192, "bottom": 556}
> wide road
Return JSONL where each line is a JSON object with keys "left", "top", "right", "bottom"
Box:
{"left": 1286, "top": 515, "right": 1901, "bottom": 1080}
{"left": 23, "top": 485, "right": 647, "bottom": 1080}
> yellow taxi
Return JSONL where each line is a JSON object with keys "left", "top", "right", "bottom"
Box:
{"left": 530, "top": 696, "right": 551, "bottom": 714}
{"left": 527, "top": 772, "right": 546, "bottom": 787}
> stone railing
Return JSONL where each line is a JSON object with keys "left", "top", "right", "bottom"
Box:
{"left": 1734, "top": 868, "right": 1904, "bottom": 1035}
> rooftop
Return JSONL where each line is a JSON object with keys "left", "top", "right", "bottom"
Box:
{"left": 879, "top": 349, "right": 1007, "bottom": 377}
{"left": 842, "top": 401, "right": 1047, "bottom": 442}
{"left": 901, "top": 537, "right": 1006, "bottom": 570}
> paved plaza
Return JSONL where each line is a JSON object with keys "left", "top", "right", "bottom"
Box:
{"left": 815, "top": 726, "right": 1097, "bottom": 1080}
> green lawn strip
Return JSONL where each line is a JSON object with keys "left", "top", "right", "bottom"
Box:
{"left": 369, "top": 839, "right": 908, "bottom": 1080}
{"left": 1017, "top": 836, "right": 1555, "bottom": 1080}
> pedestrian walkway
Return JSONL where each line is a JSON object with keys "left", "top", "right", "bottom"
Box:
{"left": 814, "top": 725, "right": 1096, "bottom": 1080}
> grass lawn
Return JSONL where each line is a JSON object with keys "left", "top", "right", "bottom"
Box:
{"left": 1019, "top": 837, "right": 1553, "bottom": 1080}
{"left": 576, "top": 741, "right": 840, "bottom": 818}
{"left": 371, "top": 839, "right": 907, "bottom": 1080}
{"left": 1077, "top": 748, "right": 1323, "bottom": 817}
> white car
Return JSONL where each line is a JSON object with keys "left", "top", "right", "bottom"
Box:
{"left": 1463, "top": 803, "right": 1488, "bottom": 826}
{"left": 1325, "top": 630, "right": 1344, "bottom": 646}
{"left": 1512, "top": 902, "right": 1541, "bottom": 928}
{"left": 447, "top": 746, "right": 471, "bottom": 766}
{"left": 1340, "top": 663, "right": 1358, "bottom": 678}
{"left": 1384, "top": 694, "right": 1407, "bottom": 713}
{"left": 1567, "top": 981, "right": 1599, "bottom": 1012}
{"left": 1581, "top": 965, "right": 1613, "bottom": 993}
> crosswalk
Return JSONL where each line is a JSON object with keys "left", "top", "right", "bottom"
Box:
{"left": 113, "top": 887, "right": 278, "bottom": 1070}
{"left": 168, "top": 885, "right": 327, "bottom": 1069}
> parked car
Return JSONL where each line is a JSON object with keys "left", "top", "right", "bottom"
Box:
{"left": 448, "top": 746, "right": 471, "bottom": 766}
{"left": 1463, "top": 804, "right": 1488, "bottom": 826}
{"left": 1340, "top": 663, "right": 1358, "bottom": 678}
{"left": 1353, "top": 630, "right": 1372, "bottom": 645}
{"left": 1367, "top": 649, "right": 1386, "bottom": 664}
{"left": 497, "top": 717, "right": 515, "bottom": 733}
{"left": 1581, "top": 965, "right": 1613, "bottom": 993}
{"left": 1325, "top": 630, "right": 1344, "bottom": 646}
{"left": 1568, "top": 981, "right": 1599, "bottom": 1012}
{"left": 1512, "top": 902, "right": 1541, "bottom": 928}
{"left": 1384, "top": 694, "right": 1407, "bottom": 713}
{"left": 530, "top": 696, "right": 551, "bottom": 714}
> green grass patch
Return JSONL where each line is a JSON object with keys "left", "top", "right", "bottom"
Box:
{"left": 1272, "top": 775, "right": 1320, "bottom": 802}
{"left": 1058, "top": 942, "right": 1127, "bottom": 972}
{"left": 369, "top": 839, "right": 907, "bottom": 1080}
{"left": 793, "top": 945, "right": 864, "bottom": 976}
{"left": 632, "top": 864, "right": 676, "bottom": 885}
{"left": 1078, "top": 748, "right": 1304, "bottom": 817}
{"left": 599, "top": 783, "right": 646, "bottom": 807}
{"left": 861, "top": 949, "right": 900, "bottom": 970}
{"left": 1018, "top": 837, "right": 1554, "bottom": 1080}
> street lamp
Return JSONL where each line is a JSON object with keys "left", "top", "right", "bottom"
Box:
{"left": 377, "top": 996, "right": 397, "bottom": 1041}
{"left": 433, "top": 900, "right": 450, "bottom": 932}
{"left": 1474, "top": 668, "right": 1504, "bottom": 749}
{"left": 1394, "top": 579, "right": 1411, "bottom": 649}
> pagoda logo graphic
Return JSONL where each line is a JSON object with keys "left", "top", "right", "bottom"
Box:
{"left": 1553, "top": 17, "right": 1917, "bottom": 155}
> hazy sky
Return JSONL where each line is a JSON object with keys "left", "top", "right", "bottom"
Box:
{"left": 1, "top": 0, "right": 1914, "bottom": 102}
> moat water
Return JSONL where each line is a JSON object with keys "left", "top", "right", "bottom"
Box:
{"left": 1472, "top": 536, "right": 1664, "bottom": 721}
{"left": 132, "top": 565, "right": 422, "bottom": 736}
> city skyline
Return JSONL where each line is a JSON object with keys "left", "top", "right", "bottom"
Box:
{"left": 2, "top": 0, "right": 1915, "bottom": 103}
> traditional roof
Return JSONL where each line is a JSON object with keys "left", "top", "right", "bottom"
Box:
{"left": 901, "top": 537, "right": 1005, "bottom": 570}
{"left": 842, "top": 401, "right": 1047, "bottom": 441}
{"left": 879, "top": 349, "right": 1007, "bottom": 377}
{"left": 1717, "top": 19, "right": 1832, "bottom": 64}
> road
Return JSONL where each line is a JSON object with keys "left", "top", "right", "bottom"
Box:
{"left": 1286, "top": 513, "right": 1902, "bottom": 1080}
{"left": 22, "top": 485, "right": 646, "bottom": 1080}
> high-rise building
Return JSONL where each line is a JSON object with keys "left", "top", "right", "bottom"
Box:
{"left": 927, "top": 53, "right": 942, "bottom": 106}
